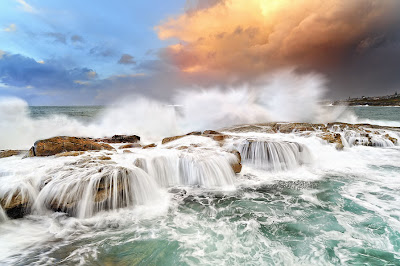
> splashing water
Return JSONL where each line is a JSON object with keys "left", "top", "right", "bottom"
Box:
{"left": 0, "top": 70, "right": 346, "bottom": 150}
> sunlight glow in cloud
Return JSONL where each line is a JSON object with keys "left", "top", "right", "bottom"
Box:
{"left": 156, "top": 0, "right": 399, "bottom": 77}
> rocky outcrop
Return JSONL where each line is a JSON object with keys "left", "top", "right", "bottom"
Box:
{"left": 224, "top": 122, "right": 400, "bottom": 149}
{"left": 99, "top": 135, "right": 140, "bottom": 144}
{"left": 27, "top": 136, "right": 114, "bottom": 157}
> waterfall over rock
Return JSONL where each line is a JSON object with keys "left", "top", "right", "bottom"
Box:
{"left": 33, "top": 163, "right": 160, "bottom": 219}
{"left": 237, "top": 139, "right": 312, "bottom": 171}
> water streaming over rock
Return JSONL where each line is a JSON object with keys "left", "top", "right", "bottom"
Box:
{"left": 237, "top": 139, "right": 312, "bottom": 171}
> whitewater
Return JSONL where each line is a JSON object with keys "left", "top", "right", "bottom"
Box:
{"left": 1, "top": 71, "right": 400, "bottom": 265}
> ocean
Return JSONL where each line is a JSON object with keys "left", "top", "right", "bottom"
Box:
{"left": 0, "top": 102, "right": 400, "bottom": 265}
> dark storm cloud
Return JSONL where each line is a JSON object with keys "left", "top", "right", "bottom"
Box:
{"left": 155, "top": 0, "right": 400, "bottom": 99}
{"left": 0, "top": 53, "right": 95, "bottom": 90}
{"left": 118, "top": 54, "right": 136, "bottom": 65}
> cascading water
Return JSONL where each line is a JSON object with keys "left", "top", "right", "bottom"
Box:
{"left": 132, "top": 148, "right": 237, "bottom": 188}
{"left": 33, "top": 163, "right": 160, "bottom": 219}
{"left": 0, "top": 205, "right": 8, "bottom": 222}
{"left": 237, "top": 139, "right": 312, "bottom": 171}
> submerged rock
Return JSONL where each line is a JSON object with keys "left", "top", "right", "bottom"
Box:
{"left": 27, "top": 136, "right": 114, "bottom": 157}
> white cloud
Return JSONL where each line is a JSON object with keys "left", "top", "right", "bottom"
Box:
{"left": 3, "top": 24, "right": 17, "bottom": 32}
{"left": 0, "top": 50, "right": 5, "bottom": 59}
{"left": 37, "top": 60, "right": 45, "bottom": 64}
{"left": 16, "top": 0, "right": 37, "bottom": 13}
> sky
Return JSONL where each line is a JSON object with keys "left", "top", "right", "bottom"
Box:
{"left": 1, "top": 0, "right": 400, "bottom": 105}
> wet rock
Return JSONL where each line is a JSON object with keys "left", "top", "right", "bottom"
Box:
{"left": 97, "top": 156, "right": 112, "bottom": 160}
{"left": 162, "top": 135, "right": 185, "bottom": 144}
{"left": 203, "top": 130, "right": 221, "bottom": 135}
{"left": 229, "top": 150, "right": 242, "bottom": 174}
{"left": 100, "top": 135, "right": 140, "bottom": 144}
{"left": 119, "top": 143, "right": 142, "bottom": 149}
{"left": 186, "top": 131, "right": 202, "bottom": 136}
{"left": 384, "top": 134, "right": 398, "bottom": 144}
{"left": 1, "top": 193, "right": 31, "bottom": 219}
{"left": 134, "top": 158, "right": 148, "bottom": 172}
{"left": 55, "top": 151, "right": 85, "bottom": 157}
{"left": 168, "top": 188, "right": 187, "bottom": 196}
{"left": 210, "top": 134, "right": 228, "bottom": 142}
{"left": 0, "top": 150, "right": 24, "bottom": 158}
{"left": 177, "top": 146, "right": 189, "bottom": 150}
{"left": 27, "top": 136, "right": 114, "bottom": 157}
{"left": 143, "top": 143, "right": 157, "bottom": 149}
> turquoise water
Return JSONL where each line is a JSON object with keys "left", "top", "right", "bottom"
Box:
{"left": 12, "top": 173, "right": 400, "bottom": 265}
{"left": 347, "top": 106, "right": 400, "bottom": 122}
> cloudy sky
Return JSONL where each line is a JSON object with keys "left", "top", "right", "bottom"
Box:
{"left": 1, "top": 0, "right": 400, "bottom": 105}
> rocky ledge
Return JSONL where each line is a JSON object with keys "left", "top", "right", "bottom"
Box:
{"left": 222, "top": 122, "right": 400, "bottom": 149}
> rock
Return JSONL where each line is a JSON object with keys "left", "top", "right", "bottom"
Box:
{"left": 162, "top": 135, "right": 185, "bottom": 144}
{"left": 97, "top": 156, "right": 112, "bottom": 160}
{"left": 119, "top": 143, "right": 142, "bottom": 149}
{"left": 168, "top": 188, "right": 187, "bottom": 196}
{"left": 186, "top": 131, "right": 202, "bottom": 136}
{"left": 143, "top": 143, "right": 157, "bottom": 149}
{"left": 123, "top": 150, "right": 133, "bottom": 153}
{"left": 203, "top": 130, "right": 221, "bottom": 135}
{"left": 210, "top": 134, "right": 228, "bottom": 142}
{"left": 177, "top": 146, "right": 189, "bottom": 150}
{"left": 55, "top": 151, "right": 85, "bottom": 157}
{"left": 27, "top": 136, "right": 114, "bottom": 157}
{"left": 134, "top": 158, "right": 148, "bottom": 172}
{"left": 1, "top": 192, "right": 31, "bottom": 219}
{"left": 384, "top": 134, "right": 398, "bottom": 144}
{"left": 0, "top": 150, "right": 23, "bottom": 158}
{"left": 229, "top": 150, "right": 242, "bottom": 174}
{"left": 101, "top": 135, "right": 140, "bottom": 143}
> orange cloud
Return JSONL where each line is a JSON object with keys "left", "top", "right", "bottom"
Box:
{"left": 156, "top": 0, "right": 399, "bottom": 77}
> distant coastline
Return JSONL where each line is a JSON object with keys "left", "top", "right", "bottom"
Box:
{"left": 332, "top": 93, "right": 400, "bottom": 106}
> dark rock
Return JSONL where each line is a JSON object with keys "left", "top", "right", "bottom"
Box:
{"left": 101, "top": 135, "right": 140, "bottom": 143}
{"left": 203, "top": 130, "right": 221, "bottom": 135}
